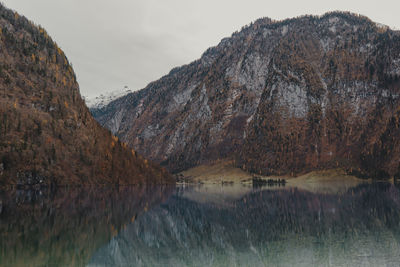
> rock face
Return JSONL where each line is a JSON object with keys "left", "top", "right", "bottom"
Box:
{"left": 240, "top": 15, "right": 400, "bottom": 178}
{"left": 0, "top": 4, "right": 172, "bottom": 185}
{"left": 92, "top": 12, "right": 400, "bottom": 178}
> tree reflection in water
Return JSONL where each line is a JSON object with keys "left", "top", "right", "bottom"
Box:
{"left": 0, "top": 186, "right": 173, "bottom": 266}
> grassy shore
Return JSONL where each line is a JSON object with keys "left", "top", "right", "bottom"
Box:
{"left": 178, "top": 161, "right": 370, "bottom": 194}
{"left": 179, "top": 160, "right": 264, "bottom": 184}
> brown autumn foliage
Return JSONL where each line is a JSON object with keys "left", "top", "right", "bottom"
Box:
{"left": 0, "top": 4, "right": 173, "bottom": 185}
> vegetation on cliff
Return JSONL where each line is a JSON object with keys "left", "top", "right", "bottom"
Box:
{"left": 0, "top": 4, "right": 173, "bottom": 185}
{"left": 92, "top": 12, "right": 400, "bottom": 179}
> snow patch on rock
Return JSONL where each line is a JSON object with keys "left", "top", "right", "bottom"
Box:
{"left": 85, "top": 87, "right": 132, "bottom": 109}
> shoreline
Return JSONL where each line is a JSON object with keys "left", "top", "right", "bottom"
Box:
{"left": 176, "top": 161, "right": 381, "bottom": 194}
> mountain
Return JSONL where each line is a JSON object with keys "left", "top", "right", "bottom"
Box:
{"left": 0, "top": 4, "right": 173, "bottom": 185}
{"left": 84, "top": 87, "right": 132, "bottom": 110}
{"left": 91, "top": 12, "right": 400, "bottom": 178}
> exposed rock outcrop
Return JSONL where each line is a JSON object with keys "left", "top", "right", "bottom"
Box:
{"left": 92, "top": 12, "right": 400, "bottom": 178}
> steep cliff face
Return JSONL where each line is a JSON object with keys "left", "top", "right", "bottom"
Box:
{"left": 0, "top": 4, "right": 172, "bottom": 185}
{"left": 93, "top": 16, "right": 276, "bottom": 172}
{"left": 92, "top": 12, "right": 400, "bottom": 177}
{"left": 240, "top": 14, "right": 400, "bottom": 178}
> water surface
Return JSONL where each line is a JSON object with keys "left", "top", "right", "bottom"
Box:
{"left": 2, "top": 182, "right": 400, "bottom": 266}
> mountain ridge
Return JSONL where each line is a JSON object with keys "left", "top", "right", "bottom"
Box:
{"left": 92, "top": 11, "right": 400, "bottom": 178}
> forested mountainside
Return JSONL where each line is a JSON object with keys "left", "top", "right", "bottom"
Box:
{"left": 0, "top": 4, "right": 173, "bottom": 185}
{"left": 92, "top": 12, "right": 400, "bottom": 178}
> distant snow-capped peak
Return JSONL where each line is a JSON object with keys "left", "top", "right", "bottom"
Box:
{"left": 84, "top": 87, "right": 132, "bottom": 109}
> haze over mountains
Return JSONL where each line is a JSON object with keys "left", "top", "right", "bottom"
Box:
{"left": 0, "top": 4, "right": 172, "bottom": 185}
{"left": 92, "top": 12, "right": 400, "bottom": 178}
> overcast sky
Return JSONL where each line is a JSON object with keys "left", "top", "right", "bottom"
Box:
{"left": 3, "top": 0, "right": 400, "bottom": 97}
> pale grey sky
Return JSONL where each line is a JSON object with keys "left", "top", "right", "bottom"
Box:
{"left": 3, "top": 0, "right": 400, "bottom": 97}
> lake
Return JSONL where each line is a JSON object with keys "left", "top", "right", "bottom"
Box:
{"left": 1, "top": 182, "right": 400, "bottom": 266}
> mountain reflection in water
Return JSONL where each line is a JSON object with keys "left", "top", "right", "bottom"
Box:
{"left": 89, "top": 183, "right": 400, "bottom": 267}
{"left": 2, "top": 183, "right": 400, "bottom": 266}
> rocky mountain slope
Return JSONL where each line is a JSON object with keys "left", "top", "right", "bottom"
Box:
{"left": 92, "top": 12, "right": 400, "bottom": 178}
{"left": 0, "top": 4, "right": 172, "bottom": 185}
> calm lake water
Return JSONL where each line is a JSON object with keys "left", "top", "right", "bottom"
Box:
{"left": 1, "top": 182, "right": 400, "bottom": 266}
